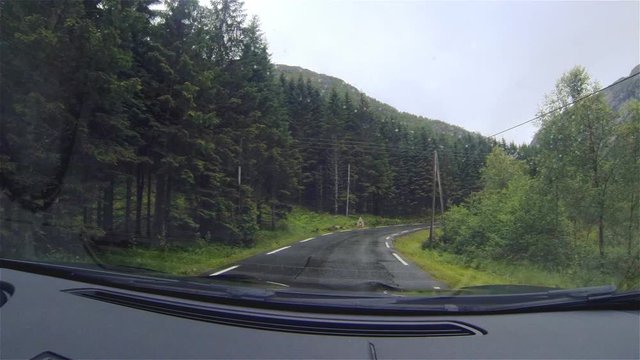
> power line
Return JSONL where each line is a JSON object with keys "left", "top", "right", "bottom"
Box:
{"left": 488, "top": 71, "right": 640, "bottom": 138}
{"left": 291, "top": 136, "right": 489, "bottom": 155}
{"left": 292, "top": 140, "right": 489, "bottom": 161}
{"left": 293, "top": 143, "right": 483, "bottom": 161}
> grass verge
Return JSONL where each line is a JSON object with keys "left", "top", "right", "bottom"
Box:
{"left": 394, "top": 230, "right": 621, "bottom": 289}
{"left": 102, "top": 208, "right": 413, "bottom": 275}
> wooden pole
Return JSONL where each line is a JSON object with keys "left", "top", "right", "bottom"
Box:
{"left": 436, "top": 154, "right": 444, "bottom": 217}
{"left": 346, "top": 163, "right": 351, "bottom": 216}
{"left": 428, "top": 151, "right": 437, "bottom": 244}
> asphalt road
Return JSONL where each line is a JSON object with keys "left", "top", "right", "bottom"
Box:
{"left": 208, "top": 225, "right": 445, "bottom": 292}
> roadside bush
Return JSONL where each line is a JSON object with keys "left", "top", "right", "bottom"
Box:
{"left": 441, "top": 148, "right": 571, "bottom": 269}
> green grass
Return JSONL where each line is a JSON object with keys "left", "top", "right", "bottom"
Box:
{"left": 102, "top": 208, "right": 413, "bottom": 275}
{"left": 394, "top": 230, "right": 625, "bottom": 289}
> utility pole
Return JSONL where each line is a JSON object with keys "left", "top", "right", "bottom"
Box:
{"left": 237, "top": 137, "right": 243, "bottom": 218}
{"left": 436, "top": 154, "right": 444, "bottom": 218}
{"left": 428, "top": 151, "right": 437, "bottom": 244}
{"left": 346, "top": 163, "right": 351, "bottom": 217}
{"left": 333, "top": 136, "right": 339, "bottom": 215}
{"left": 237, "top": 165, "right": 242, "bottom": 216}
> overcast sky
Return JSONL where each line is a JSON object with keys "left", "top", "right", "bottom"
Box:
{"left": 242, "top": 0, "right": 639, "bottom": 144}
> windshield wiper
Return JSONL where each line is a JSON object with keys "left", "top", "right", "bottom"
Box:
{"left": 391, "top": 285, "right": 639, "bottom": 313}
{"left": 6, "top": 258, "right": 637, "bottom": 314}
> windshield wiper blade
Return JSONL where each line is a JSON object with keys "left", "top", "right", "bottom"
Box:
{"left": 544, "top": 285, "right": 617, "bottom": 298}
{"left": 577, "top": 290, "right": 640, "bottom": 305}
{"left": 389, "top": 285, "right": 639, "bottom": 313}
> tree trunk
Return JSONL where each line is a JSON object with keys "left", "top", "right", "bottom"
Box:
{"left": 102, "top": 178, "right": 114, "bottom": 232}
{"left": 271, "top": 202, "right": 276, "bottom": 230}
{"left": 256, "top": 200, "right": 263, "bottom": 228}
{"left": 135, "top": 163, "right": 144, "bottom": 236}
{"left": 146, "top": 169, "right": 152, "bottom": 238}
{"left": 598, "top": 213, "right": 605, "bottom": 257}
{"left": 334, "top": 143, "right": 338, "bottom": 215}
{"left": 96, "top": 199, "right": 103, "bottom": 229}
{"left": 153, "top": 172, "right": 166, "bottom": 239}
{"left": 628, "top": 193, "right": 637, "bottom": 254}
{"left": 164, "top": 172, "right": 172, "bottom": 239}
{"left": 83, "top": 206, "right": 89, "bottom": 225}
{"left": 125, "top": 176, "right": 132, "bottom": 234}
{"left": 316, "top": 168, "right": 323, "bottom": 212}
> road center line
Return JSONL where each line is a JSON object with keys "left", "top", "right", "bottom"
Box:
{"left": 385, "top": 241, "right": 390, "bottom": 248}
{"left": 299, "top": 237, "right": 314, "bottom": 243}
{"left": 266, "top": 246, "right": 291, "bottom": 255}
{"left": 209, "top": 265, "right": 239, "bottom": 276}
{"left": 392, "top": 253, "right": 409, "bottom": 266}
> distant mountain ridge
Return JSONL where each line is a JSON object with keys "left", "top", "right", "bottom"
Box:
{"left": 530, "top": 64, "right": 639, "bottom": 146}
{"left": 274, "top": 64, "right": 476, "bottom": 139}
{"left": 603, "top": 64, "right": 640, "bottom": 112}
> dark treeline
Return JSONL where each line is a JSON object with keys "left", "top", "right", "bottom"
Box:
{"left": 0, "top": 0, "right": 494, "bottom": 252}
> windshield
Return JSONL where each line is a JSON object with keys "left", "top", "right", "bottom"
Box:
{"left": 1, "top": 0, "right": 638, "bottom": 305}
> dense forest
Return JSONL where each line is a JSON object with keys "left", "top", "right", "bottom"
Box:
{"left": 0, "top": 0, "right": 494, "bottom": 255}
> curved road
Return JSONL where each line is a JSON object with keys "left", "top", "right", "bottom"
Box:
{"left": 208, "top": 225, "right": 444, "bottom": 291}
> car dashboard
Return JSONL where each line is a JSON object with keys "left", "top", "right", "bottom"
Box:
{"left": 1, "top": 266, "right": 639, "bottom": 359}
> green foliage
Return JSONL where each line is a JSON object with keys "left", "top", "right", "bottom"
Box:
{"left": 437, "top": 66, "right": 639, "bottom": 289}
{"left": 442, "top": 148, "right": 571, "bottom": 268}
{"left": 536, "top": 66, "right": 636, "bottom": 257}
{"left": 481, "top": 147, "right": 527, "bottom": 191}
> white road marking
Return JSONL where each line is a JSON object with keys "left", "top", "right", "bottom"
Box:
{"left": 392, "top": 253, "right": 409, "bottom": 266}
{"left": 209, "top": 265, "right": 239, "bottom": 276}
{"left": 322, "top": 232, "right": 334, "bottom": 236}
{"left": 299, "top": 237, "right": 314, "bottom": 243}
{"left": 266, "top": 281, "right": 290, "bottom": 287}
{"left": 338, "top": 229, "right": 350, "bottom": 232}
{"left": 385, "top": 241, "right": 390, "bottom": 249}
{"left": 433, "top": 286, "right": 441, "bottom": 290}
{"left": 266, "top": 246, "right": 291, "bottom": 255}
{"left": 385, "top": 236, "right": 391, "bottom": 240}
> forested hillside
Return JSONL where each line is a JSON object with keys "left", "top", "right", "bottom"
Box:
{"left": 275, "top": 64, "right": 471, "bottom": 138}
{"left": 0, "top": 0, "right": 494, "bottom": 253}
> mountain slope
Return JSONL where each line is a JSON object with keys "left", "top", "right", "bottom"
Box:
{"left": 531, "top": 65, "right": 639, "bottom": 146}
{"left": 603, "top": 64, "right": 640, "bottom": 112}
{"left": 274, "top": 64, "right": 475, "bottom": 138}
